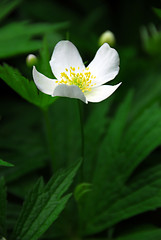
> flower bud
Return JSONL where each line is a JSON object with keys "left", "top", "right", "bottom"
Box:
{"left": 99, "top": 30, "right": 116, "bottom": 47}
{"left": 26, "top": 54, "right": 38, "bottom": 67}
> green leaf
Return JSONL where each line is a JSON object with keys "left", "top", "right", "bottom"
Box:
{"left": 88, "top": 164, "right": 161, "bottom": 233}
{"left": 0, "top": 21, "right": 69, "bottom": 58}
{"left": 0, "top": 0, "right": 21, "bottom": 22}
{"left": 115, "top": 228, "right": 161, "bottom": 240}
{"left": 0, "top": 177, "right": 7, "bottom": 237}
{"left": 153, "top": 7, "right": 161, "bottom": 19}
{"left": 49, "top": 98, "right": 82, "bottom": 171}
{"left": 0, "top": 64, "right": 56, "bottom": 109}
{"left": 92, "top": 91, "right": 133, "bottom": 187}
{"left": 122, "top": 103, "right": 161, "bottom": 180}
{"left": 0, "top": 100, "right": 47, "bottom": 184}
{"left": 140, "top": 23, "right": 161, "bottom": 56}
{"left": 74, "top": 182, "right": 92, "bottom": 202}
{"left": 0, "top": 159, "right": 14, "bottom": 167}
{"left": 80, "top": 92, "right": 134, "bottom": 233}
{"left": 80, "top": 96, "right": 161, "bottom": 235}
{"left": 12, "top": 160, "right": 81, "bottom": 240}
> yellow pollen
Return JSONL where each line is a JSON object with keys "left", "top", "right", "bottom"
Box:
{"left": 58, "top": 66, "right": 96, "bottom": 92}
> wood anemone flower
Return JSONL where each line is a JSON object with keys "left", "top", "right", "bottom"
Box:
{"left": 33, "top": 40, "right": 121, "bottom": 103}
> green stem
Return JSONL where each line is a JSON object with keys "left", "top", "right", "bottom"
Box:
{"left": 42, "top": 107, "right": 55, "bottom": 172}
{"left": 77, "top": 100, "right": 84, "bottom": 180}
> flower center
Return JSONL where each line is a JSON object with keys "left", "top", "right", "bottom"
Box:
{"left": 56, "top": 67, "right": 96, "bottom": 92}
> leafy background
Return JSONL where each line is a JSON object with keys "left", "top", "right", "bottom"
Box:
{"left": 1, "top": 0, "right": 161, "bottom": 239}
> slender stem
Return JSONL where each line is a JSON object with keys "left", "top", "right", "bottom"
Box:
{"left": 42, "top": 107, "right": 55, "bottom": 172}
{"left": 77, "top": 100, "right": 84, "bottom": 180}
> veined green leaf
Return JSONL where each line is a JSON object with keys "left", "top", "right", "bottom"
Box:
{"left": 85, "top": 164, "right": 161, "bottom": 234}
{"left": 12, "top": 160, "right": 81, "bottom": 240}
{"left": 80, "top": 96, "right": 161, "bottom": 235}
{"left": 92, "top": 91, "right": 133, "bottom": 186}
{"left": 122, "top": 103, "right": 161, "bottom": 180}
{"left": 0, "top": 64, "right": 57, "bottom": 109}
{"left": 0, "top": 159, "right": 14, "bottom": 167}
{"left": 80, "top": 92, "right": 134, "bottom": 233}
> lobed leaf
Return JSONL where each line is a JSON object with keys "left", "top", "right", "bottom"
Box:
{"left": 12, "top": 160, "right": 81, "bottom": 240}
{"left": 80, "top": 96, "right": 161, "bottom": 235}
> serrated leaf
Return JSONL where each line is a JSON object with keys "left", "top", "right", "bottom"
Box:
{"left": 12, "top": 178, "right": 44, "bottom": 238}
{"left": 0, "top": 159, "right": 14, "bottom": 167}
{"left": 0, "top": 64, "right": 56, "bottom": 109}
{"left": 0, "top": 177, "right": 7, "bottom": 237}
{"left": 12, "top": 160, "right": 81, "bottom": 240}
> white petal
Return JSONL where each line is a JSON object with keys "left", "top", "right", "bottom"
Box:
{"left": 33, "top": 66, "right": 58, "bottom": 95}
{"left": 52, "top": 84, "right": 87, "bottom": 103}
{"left": 84, "top": 83, "right": 121, "bottom": 103}
{"left": 88, "top": 43, "right": 120, "bottom": 87}
{"left": 50, "top": 40, "right": 85, "bottom": 79}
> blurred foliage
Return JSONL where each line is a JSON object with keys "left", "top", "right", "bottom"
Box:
{"left": 1, "top": 0, "right": 161, "bottom": 240}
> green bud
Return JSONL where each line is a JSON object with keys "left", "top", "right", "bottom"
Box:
{"left": 26, "top": 54, "right": 38, "bottom": 67}
{"left": 99, "top": 30, "right": 116, "bottom": 47}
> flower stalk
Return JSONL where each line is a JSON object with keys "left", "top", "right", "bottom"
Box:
{"left": 77, "top": 100, "right": 84, "bottom": 180}
{"left": 42, "top": 108, "right": 55, "bottom": 172}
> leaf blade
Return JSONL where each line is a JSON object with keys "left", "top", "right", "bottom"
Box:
{"left": 12, "top": 160, "right": 81, "bottom": 240}
{"left": 0, "top": 159, "right": 14, "bottom": 167}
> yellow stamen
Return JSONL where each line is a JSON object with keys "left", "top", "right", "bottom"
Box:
{"left": 58, "top": 66, "right": 96, "bottom": 92}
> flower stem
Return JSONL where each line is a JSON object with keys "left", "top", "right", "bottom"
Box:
{"left": 77, "top": 100, "right": 84, "bottom": 180}
{"left": 42, "top": 107, "right": 55, "bottom": 172}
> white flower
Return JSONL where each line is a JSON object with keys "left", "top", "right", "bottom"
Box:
{"left": 33, "top": 40, "right": 121, "bottom": 104}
